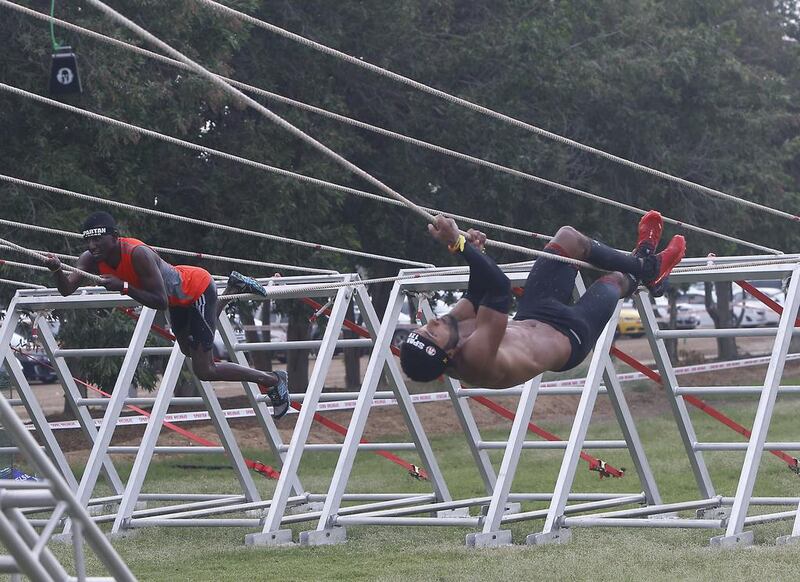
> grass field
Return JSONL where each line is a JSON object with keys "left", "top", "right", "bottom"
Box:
{"left": 40, "top": 384, "right": 800, "bottom": 581}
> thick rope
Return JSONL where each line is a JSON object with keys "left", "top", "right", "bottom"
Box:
{"left": 0, "top": 84, "right": 777, "bottom": 255}
{"left": 5, "top": 234, "right": 790, "bottom": 305}
{"left": 84, "top": 0, "right": 436, "bottom": 225}
{"left": 0, "top": 82, "right": 551, "bottom": 247}
{"left": 82, "top": 1, "right": 605, "bottom": 269}
{"left": 196, "top": 0, "right": 799, "bottom": 224}
{"left": 0, "top": 238, "right": 102, "bottom": 282}
{"left": 0, "top": 277, "right": 45, "bottom": 289}
{"left": 4, "top": 2, "right": 796, "bottom": 246}
{"left": 0, "top": 174, "right": 432, "bottom": 268}
{"left": 0, "top": 217, "right": 337, "bottom": 274}
{"left": 0, "top": 237, "right": 466, "bottom": 299}
{"left": 0, "top": 172, "right": 593, "bottom": 269}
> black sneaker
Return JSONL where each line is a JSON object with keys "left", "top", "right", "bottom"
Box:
{"left": 266, "top": 370, "right": 290, "bottom": 419}
{"left": 227, "top": 271, "right": 268, "bottom": 297}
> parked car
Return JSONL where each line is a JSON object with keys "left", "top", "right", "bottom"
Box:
{"left": 616, "top": 307, "right": 644, "bottom": 337}
{"left": 15, "top": 352, "right": 57, "bottom": 384}
{"left": 652, "top": 297, "right": 701, "bottom": 330}
{"left": 679, "top": 284, "right": 776, "bottom": 328}
{"left": 7, "top": 332, "right": 57, "bottom": 384}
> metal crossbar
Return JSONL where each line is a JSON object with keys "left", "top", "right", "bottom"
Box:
{"left": 299, "top": 263, "right": 659, "bottom": 548}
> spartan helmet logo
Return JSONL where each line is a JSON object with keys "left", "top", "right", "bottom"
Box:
{"left": 57, "top": 67, "right": 74, "bottom": 85}
{"left": 425, "top": 346, "right": 436, "bottom": 356}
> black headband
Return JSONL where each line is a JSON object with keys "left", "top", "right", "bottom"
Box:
{"left": 399, "top": 331, "right": 450, "bottom": 382}
{"left": 82, "top": 226, "right": 111, "bottom": 238}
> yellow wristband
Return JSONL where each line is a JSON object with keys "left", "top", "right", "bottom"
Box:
{"left": 447, "top": 234, "right": 466, "bottom": 254}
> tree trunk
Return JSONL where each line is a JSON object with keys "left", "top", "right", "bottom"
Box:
{"left": 665, "top": 287, "right": 679, "bottom": 364}
{"left": 286, "top": 306, "right": 310, "bottom": 393}
{"left": 705, "top": 281, "right": 738, "bottom": 361}
{"left": 715, "top": 282, "right": 738, "bottom": 360}
{"left": 344, "top": 300, "right": 361, "bottom": 388}
{"left": 239, "top": 303, "right": 272, "bottom": 373}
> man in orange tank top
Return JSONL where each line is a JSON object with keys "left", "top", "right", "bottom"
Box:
{"left": 44, "top": 211, "right": 290, "bottom": 418}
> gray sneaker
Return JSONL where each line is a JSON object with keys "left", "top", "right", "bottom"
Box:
{"left": 227, "top": 271, "right": 268, "bottom": 297}
{"left": 267, "top": 370, "right": 290, "bottom": 419}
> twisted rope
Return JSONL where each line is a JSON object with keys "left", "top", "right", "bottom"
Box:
{"left": 0, "top": 217, "right": 337, "bottom": 274}
{"left": 0, "top": 278, "right": 45, "bottom": 289}
{"left": 0, "top": 236, "right": 465, "bottom": 300}
{"left": 196, "top": 0, "right": 799, "bottom": 224}
{"left": 0, "top": 237, "right": 102, "bottom": 282}
{"left": 0, "top": 2, "right": 782, "bottom": 252}
{"left": 0, "top": 84, "right": 776, "bottom": 255}
{"left": 80, "top": 0, "right": 602, "bottom": 270}
{"left": 0, "top": 173, "right": 432, "bottom": 268}
{"left": 4, "top": 233, "right": 792, "bottom": 304}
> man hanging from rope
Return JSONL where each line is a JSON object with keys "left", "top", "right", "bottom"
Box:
{"left": 400, "top": 211, "right": 685, "bottom": 388}
{"left": 43, "top": 211, "right": 290, "bottom": 418}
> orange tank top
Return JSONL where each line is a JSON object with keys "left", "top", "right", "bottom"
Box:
{"left": 97, "top": 238, "right": 212, "bottom": 307}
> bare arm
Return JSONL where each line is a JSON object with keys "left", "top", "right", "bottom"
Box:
{"left": 44, "top": 251, "right": 97, "bottom": 296}
{"left": 99, "top": 247, "right": 168, "bottom": 310}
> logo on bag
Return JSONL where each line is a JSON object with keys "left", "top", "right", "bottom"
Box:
{"left": 57, "top": 68, "right": 74, "bottom": 85}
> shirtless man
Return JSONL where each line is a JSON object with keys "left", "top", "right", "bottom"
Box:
{"left": 44, "top": 211, "right": 291, "bottom": 418}
{"left": 399, "top": 211, "right": 685, "bottom": 388}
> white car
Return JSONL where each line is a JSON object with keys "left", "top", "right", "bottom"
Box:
{"left": 679, "top": 283, "right": 778, "bottom": 328}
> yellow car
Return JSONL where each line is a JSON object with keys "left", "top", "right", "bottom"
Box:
{"left": 616, "top": 307, "right": 644, "bottom": 337}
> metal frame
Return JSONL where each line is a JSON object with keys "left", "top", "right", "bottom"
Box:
{"left": 539, "top": 258, "right": 800, "bottom": 547}
{"left": 1, "top": 257, "right": 797, "bottom": 548}
{"left": 0, "top": 281, "right": 308, "bottom": 534}
{"left": 0, "top": 273, "right": 463, "bottom": 544}
{"left": 0, "top": 388, "right": 135, "bottom": 580}
{"left": 301, "top": 262, "right": 660, "bottom": 547}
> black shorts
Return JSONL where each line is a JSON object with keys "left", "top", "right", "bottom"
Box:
{"left": 513, "top": 246, "right": 619, "bottom": 371}
{"left": 168, "top": 283, "right": 217, "bottom": 352}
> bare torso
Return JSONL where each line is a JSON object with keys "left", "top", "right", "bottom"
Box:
{"left": 449, "top": 319, "right": 572, "bottom": 388}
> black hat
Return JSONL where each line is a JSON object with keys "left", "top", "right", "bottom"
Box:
{"left": 399, "top": 331, "right": 450, "bottom": 382}
{"left": 82, "top": 211, "right": 117, "bottom": 239}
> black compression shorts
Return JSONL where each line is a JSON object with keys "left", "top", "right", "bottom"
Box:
{"left": 168, "top": 282, "right": 217, "bottom": 351}
{"left": 513, "top": 245, "right": 619, "bottom": 371}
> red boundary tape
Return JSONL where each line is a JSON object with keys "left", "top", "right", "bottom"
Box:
{"left": 610, "top": 346, "right": 798, "bottom": 470}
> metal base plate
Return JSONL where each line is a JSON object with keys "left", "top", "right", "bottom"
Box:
{"left": 299, "top": 527, "right": 347, "bottom": 546}
{"left": 709, "top": 530, "right": 754, "bottom": 548}
{"left": 244, "top": 529, "right": 294, "bottom": 547}
{"left": 526, "top": 528, "right": 572, "bottom": 546}
{"left": 465, "top": 530, "right": 512, "bottom": 548}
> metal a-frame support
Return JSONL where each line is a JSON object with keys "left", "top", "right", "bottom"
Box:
{"left": 0, "top": 287, "right": 273, "bottom": 534}
{"left": 0, "top": 390, "right": 136, "bottom": 581}
{"left": 2, "top": 350, "right": 77, "bottom": 491}
{"left": 245, "top": 277, "right": 455, "bottom": 546}
{"left": 304, "top": 264, "right": 660, "bottom": 546}
{"left": 544, "top": 256, "right": 800, "bottom": 547}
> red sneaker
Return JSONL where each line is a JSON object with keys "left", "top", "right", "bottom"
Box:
{"left": 634, "top": 210, "right": 663, "bottom": 257}
{"left": 648, "top": 235, "right": 686, "bottom": 287}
